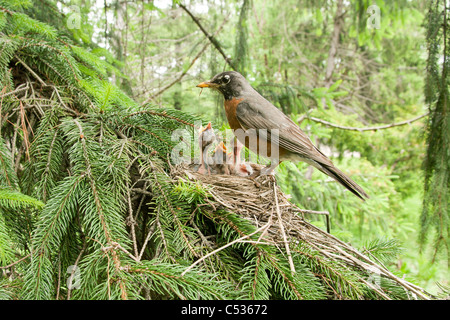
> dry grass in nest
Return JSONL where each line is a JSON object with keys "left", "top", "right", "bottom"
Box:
{"left": 170, "top": 164, "right": 432, "bottom": 300}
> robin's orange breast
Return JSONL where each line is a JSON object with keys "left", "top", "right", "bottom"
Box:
{"left": 223, "top": 98, "right": 287, "bottom": 159}
{"left": 223, "top": 98, "right": 244, "bottom": 131}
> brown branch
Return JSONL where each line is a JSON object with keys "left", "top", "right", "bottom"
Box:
{"left": 0, "top": 253, "right": 31, "bottom": 269}
{"left": 148, "top": 32, "right": 197, "bottom": 43}
{"left": 123, "top": 110, "right": 195, "bottom": 127}
{"left": 15, "top": 55, "right": 46, "bottom": 87}
{"left": 300, "top": 112, "right": 429, "bottom": 132}
{"left": 0, "top": 5, "right": 13, "bottom": 15}
{"left": 127, "top": 188, "right": 139, "bottom": 259}
{"left": 181, "top": 218, "right": 273, "bottom": 277}
{"left": 142, "top": 13, "right": 230, "bottom": 105}
{"left": 66, "top": 241, "right": 87, "bottom": 300}
{"left": 273, "top": 181, "right": 296, "bottom": 275}
{"left": 0, "top": 83, "right": 30, "bottom": 99}
{"left": 179, "top": 3, "right": 236, "bottom": 70}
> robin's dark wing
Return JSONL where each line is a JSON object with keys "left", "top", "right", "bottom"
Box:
{"left": 235, "top": 100, "right": 333, "bottom": 166}
{"left": 235, "top": 100, "right": 369, "bottom": 200}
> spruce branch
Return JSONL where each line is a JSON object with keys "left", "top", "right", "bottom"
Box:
{"left": 150, "top": 167, "right": 199, "bottom": 259}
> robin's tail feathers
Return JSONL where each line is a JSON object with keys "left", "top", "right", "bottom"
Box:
{"left": 317, "top": 164, "right": 369, "bottom": 201}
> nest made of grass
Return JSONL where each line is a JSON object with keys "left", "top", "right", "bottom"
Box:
{"left": 170, "top": 163, "right": 432, "bottom": 300}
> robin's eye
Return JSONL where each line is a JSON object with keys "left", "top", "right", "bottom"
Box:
{"left": 222, "top": 75, "right": 231, "bottom": 84}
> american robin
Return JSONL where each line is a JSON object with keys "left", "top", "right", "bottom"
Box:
{"left": 197, "top": 71, "right": 369, "bottom": 200}
{"left": 197, "top": 122, "right": 216, "bottom": 175}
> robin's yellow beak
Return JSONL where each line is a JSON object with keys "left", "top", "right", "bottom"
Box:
{"left": 196, "top": 81, "right": 218, "bottom": 88}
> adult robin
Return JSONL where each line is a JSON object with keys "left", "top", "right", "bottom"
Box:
{"left": 197, "top": 71, "right": 369, "bottom": 200}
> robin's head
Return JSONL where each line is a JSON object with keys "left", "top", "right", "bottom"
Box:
{"left": 197, "top": 71, "right": 250, "bottom": 100}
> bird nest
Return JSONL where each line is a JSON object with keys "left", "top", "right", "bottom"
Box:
{"left": 170, "top": 163, "right": 432, "bottom": 300}
{"left": 172, "top": 163, "right": 325, "bottom": 246}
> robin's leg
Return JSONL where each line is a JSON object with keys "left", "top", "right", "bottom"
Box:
{"left": 204, "top": 154, "right": 212, "bottom": 176}
{"left": 199, "top": 144, "right": 214, "bottom": 175}
{"left": 252, "top": 162, "right": 278, "bottom": 185}
{"left": 233, "top": 138, "right": 243, "bottom": 166}
{"left": 260, "top": 162, "right": 279, "bottom": 176}
{"left": 197, "top": 149, "right": 207, "bottom": 174}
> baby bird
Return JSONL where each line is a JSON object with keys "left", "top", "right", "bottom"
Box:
{"left": 212, "top": 141, "right": 231, "bottom": 175}
{"left": 229, "top": 138, "right": 256, "bottom": 177}
{"left": 197, "top": 122, "right": 216, "bottom": 175}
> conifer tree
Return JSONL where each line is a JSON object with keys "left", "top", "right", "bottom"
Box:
{"left": 421, "top": 0, "right": 449, "bottom": 265}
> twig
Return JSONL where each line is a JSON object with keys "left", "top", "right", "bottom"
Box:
{"left": 142, "top": 13, "right": 231, "bottom": 105}
{"left": 28, "top": 81, "right": 45, "bottom": 117}
{"left": 273, "top": 181, "right": 296, "bottom": 275}
{"left": 179, "top": 3, "right": 237, "bottom": 70}
{"left": 291, "top": 207, "right": 330, "bottom": 233}
{"left": 15, "top": 111, "right": 36, "bottom": 171}
{"left": 66, "top": 241, "right": 87, "bottom": 300}
{"left": 258, "top": 208, "right": 274, "bottom": 241}
{"left": 0, "top": 253, "right": 31, "bottom": 269}
{"left": 359, "top": 277, "right": 392, "bottom": 300}
{"left": 138, "top": 220, "right": 156, "bottom": 261}
{"left": 56, "top": 257, "right": 61, "bottom": 300}
{"left": 238, "top": 240, "right": 277, "bottom": 246}
{"left": 294, "top": 209, "right": 330, "bottom": 215}
{"left": 10, "top": 115, "right": 21, "bottom": 168}
{"left": 127, "top": 189, "right": 139, "bottom": 259}
{"left": 51, "top": 86, "right": 79, "bottom": 116}
{"left": 301, "top": 112, "right": 429, "bottom": 132}
{"left": 208, "top": 189, "right": 234, "bottom": 209}
{"left": 131, "top": 188, "right": 153, "bottom": 196}
{"left": 18, "top": 100, "right": 31, "bottom": 161}
{"left": 190, "top": 219, "right": 211, "bottom": 247}
{"left": 181, "top": 218, "right": 272, "bottom": 276}
{"left": 102, "top": 241, "right": 138, "bottom": 262}
{"left": 14, "top": 55, "right": 46, "bottom": 87}
{"left": 155, "top": 203, "right": 177, "bottom": 264}
{"left": 0, "top": 83, "right": 29, "bottom": 99}
{"left": 308, "top": 223, "right": 432, "bottom": 300}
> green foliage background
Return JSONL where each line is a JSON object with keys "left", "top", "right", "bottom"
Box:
{"left": 0, "top": 0, "right": 448, "bottom": 299}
